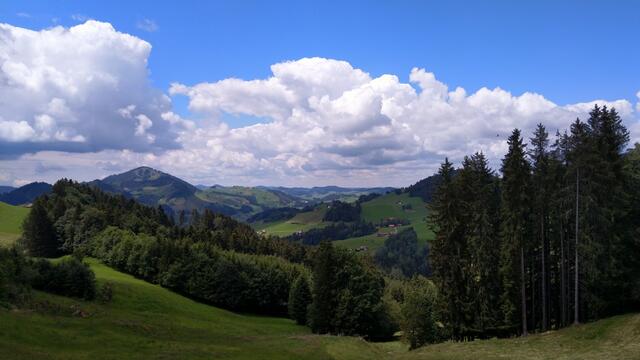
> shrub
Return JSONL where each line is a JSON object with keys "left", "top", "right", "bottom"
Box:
{"left": 32, "top": 257, "right": 96, "bottom": 300}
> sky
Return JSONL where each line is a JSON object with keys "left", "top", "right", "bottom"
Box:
{"left": 0, "top": 0, "right": 639, "bottom": 187}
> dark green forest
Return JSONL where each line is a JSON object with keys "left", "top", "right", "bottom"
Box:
{"left": 429, "top": 106, "right": 640, "bottom": 339}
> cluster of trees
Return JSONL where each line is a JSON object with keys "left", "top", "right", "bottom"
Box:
{"left": 322, "top": 200, "right": 362, "bottom": 222}
{"left": 92, "top": 226, "right": 306, "bottom": 314}
{"left": 286, "top": 221, "right": 376, "bottom": 245}
{"left": 430, "top": 106, "right": 640, "bottom": 339}
{"left": 374, "top": 228, "right": 429, "bottom": 278}
{"left": 246, "top": 207, "right": 300, "bottom": 223}
{"left": 304, "top": 241, "right": 395, "bottom": 339}
{"left": 0, "top": 247, "right": 97, "bottom": 306}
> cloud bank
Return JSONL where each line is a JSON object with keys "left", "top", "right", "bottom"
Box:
{"left": 0, "top": 21, "right": 179, "bottom": 156}
{"left": 0, "top": 21, "right": 638, "bottom": 187}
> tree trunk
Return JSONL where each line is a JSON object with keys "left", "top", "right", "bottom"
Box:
{"left": 560, "top": 218, "right": 566, "bottom": 327}
{"left": 521, "top": 245, "right": 528, "bottom": 336}
{"left": 541, "top": 214, "right": 547, "bottom": 331}
{"left": 574, "top": 169, "right": 580, "bottom": 325}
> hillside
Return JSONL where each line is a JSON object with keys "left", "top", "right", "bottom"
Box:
{"left": 255, "top": 203, "right": 329, "bottom": 236}
{"left": 1, "top": 258, "right": 638, "bottom": 359}
{"left": 352, "top": 192, "right": 433, "bottom": 250}
{"left": 262, "top": 186, "right": 394, "bottom": 203}
{"left": 399, "top": 314, "right": 640, "bottom": 360}
{"left": 0, "top": 258, "right": 386, "bottom": 360}
{"left": 0, "top": 186, "right": 15, "bottom": 194}
{"left": 0, "top": 201, "right": 29, "bottom": 247}
{"left": 0, "top": 182, "right": 52, "bottom": 206}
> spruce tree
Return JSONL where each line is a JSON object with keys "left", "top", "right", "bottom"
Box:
{"left": 529, "top": 123, "right": 551, "bottom": 331}
{"left": 308, "top": 241, "right": 337, "bottom": 334}
{"left": 429, "top": 158, "right": 466, "bottom": 339}
{"left": 499, "top": 129, "right": 531, "bottom": 336}
{"left": 21, "top": 197, "right": 59, "bottom": 257}
{"left": 288, "top": 274, "right": 312, "bottom": 325}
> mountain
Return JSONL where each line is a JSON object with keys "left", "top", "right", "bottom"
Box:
{"left": 0, "top": 186, "right": 15, "bottom": 194}
{"left": 88, "top": 167, "right": 397, "bottom": 221}
{"left": 89, "top": 166, "right": 236, "bottom": 218}
{"left": 262, "top": 185, "right": 395, "bottom": 202}
{"left": 0, "top": 182, "right": 52, "bottom": 205}
{"left": 89, "top": 167, "right": 304, "bottom": 220}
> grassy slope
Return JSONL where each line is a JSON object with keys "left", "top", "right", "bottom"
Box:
{"left": 399, "top": 314, "right": 640, "bottom": 360}
{"left": 0, "top": 259, "right": 386, "bottom": 360}
{"left": 336, "top": 193, "right": 434, "bottom": 252}
{"left": 0, "top": 201, "right": 29, "bottom": 247}
{"left": 1, "top": 259, "right": 638, "bottom": 360}
{"left": 256, "top": 205, "right": 329, "bottom": 236}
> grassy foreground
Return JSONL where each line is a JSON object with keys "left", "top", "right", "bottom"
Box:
{"left": 0, "top": 258, "right": 638, "bottom": 359}
{"left": 0, "top": 201, "right": 29, "bottom": 247}
{"left": 0, "top": 258, "right": 386, "bottom": 360}
{"left": 399, "top": 313, "right": 640, "bottom": 360}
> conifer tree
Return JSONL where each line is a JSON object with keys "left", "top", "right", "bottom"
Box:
{"left": 499, "top": 129, "right": 531, "bottom": 335}
{"left": 21, "top": 197, "right": 59, "bottom": 257}
{"left": 308, "top": 241, "right": 337, "bottom": 334}
{"left": 529, "top": 123, "right": 551, "bottom": 331}
{"left": 288, "top": 274, "right": 312, "bottom": 325}
{"left": 429, "top": 158, "right": 466, "bottom": 339}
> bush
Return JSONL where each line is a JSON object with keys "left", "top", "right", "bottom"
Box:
{"left": 32, "top": 257, "right": 96, "bottom": 300}
{"left": 401, "top": 276, "right": 440, "bottom": 349}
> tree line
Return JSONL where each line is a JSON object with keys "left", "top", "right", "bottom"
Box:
{"left": 429, "top": 105, "right": 640, "bottom": 340}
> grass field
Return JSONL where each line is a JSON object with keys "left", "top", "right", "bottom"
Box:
{"left": 335, "top": 193, "right": 434, "bottom": 253}
{"left": 0, "top": 258, "right": 388, "bottom": 360}
{"left": 256, "top": 204, "right": 329, "bottom": 236}
{"left": 399, "top": 313, "right": 640, "bottom": 360}
{"left": 0, "top": 201, "right": 29, "bottom": 247}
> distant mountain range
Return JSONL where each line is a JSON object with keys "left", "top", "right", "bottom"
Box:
{"left": 0, "top": 186, "right": 15, "bottom": 194}
{"left": 0, "top": 182, "right": 52, "bottom": 205}
{"left": 85, "top": 167, "right": 394, "bottom": 220}
{"left": 0, "top": 166, "right": 398, "bottom": 220}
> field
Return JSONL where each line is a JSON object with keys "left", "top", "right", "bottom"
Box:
{"left": 255, "top": 204, "right": 329, "bottom": 236}
{"left": 0, "top": 201, "right": 29, "bottom": 247}
{"left": 398, "top": 313, "right": 640, "bottom": 360}
{"left": 336, "top": 193, "right": 434, "bottom": 253}
{"left": 0, "top": 258, "right": 388, "bottom": 360}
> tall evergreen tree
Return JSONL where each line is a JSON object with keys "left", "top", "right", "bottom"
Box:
{"left": 458, "top": 152, "right": 502, "bottom": 332}
{"left": 499, "top": 129, "right": 531, "bottom": 336}
{"left": 429, "top": 158, "right": 466, "bottom": 339}
{"left": 21, "top": 197, "right": 59, "bottom": 257}
{"left": 529, "top": 123, "right": 551, "bottom": 331}
{"left": 308, "top": 241, "right": 337, "bottom": 334}
{"left": 288, "top": 274, "right": 312, "bottom": 325}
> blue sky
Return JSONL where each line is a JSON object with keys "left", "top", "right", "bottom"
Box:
{"left": 0, "top": 1, "right": 639, "bottom": 186}
{"left": 4, "top": 0, "right": 639, "bottom": 106}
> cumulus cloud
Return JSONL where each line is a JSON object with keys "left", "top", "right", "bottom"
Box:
{"left": 0, "top": 21, "right": 179, "bottom": 156}
{"left": 0, "top": 21, "right": 638, "bottom": 187}
{"left": 164, "top": 57, "right": 639, "bottom": 185}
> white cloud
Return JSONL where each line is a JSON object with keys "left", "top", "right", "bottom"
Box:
{"left": 0, "top": 20, "right": 180, "bottom": 156}
{"left": 164, "top": 57, "right": 639, "bottom": 185}
{"left": 136, "top": 19, "right": 158, "bottom": 32}
{"left": 0, "top": 22, "right": 638, "bottom": 187}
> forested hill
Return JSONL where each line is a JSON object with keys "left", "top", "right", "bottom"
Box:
{"left": 0, "top": 182, "right": 52, "bottom": 205}
{"left": 17, "top": 179, "right": 399, "bottom": 339}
